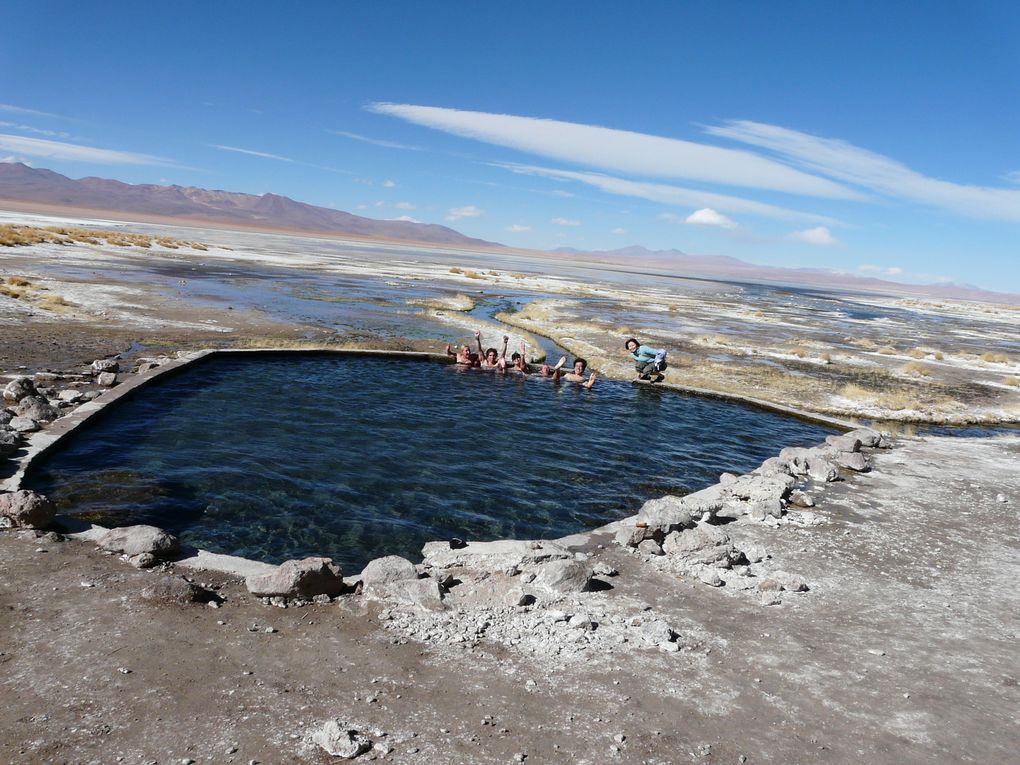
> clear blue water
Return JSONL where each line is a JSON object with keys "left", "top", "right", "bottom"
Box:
{"left": 26, "top": 355, "right": 835, "bottom": 571}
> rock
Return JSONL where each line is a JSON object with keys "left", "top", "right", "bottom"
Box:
{"left": 615, "top": 524, "right": 653, "bottom": 547}
{"left": 8, "top": 416, "right": 38, "bottom": 433}
{"left": 592, "top": 561, "right": 618, "bottom": 577}
{"left": 745, "top": 499, "right": 784, "bottom": 521}
{"left": 361, "top": 555, "right": 418, "bottom": 590}
{"left": 246, "top": 557, "right": 343, "bottom": 598}
{"left": 846, "top": 427, "right": 883, "bottom": 448}
{"left": 0, "top": 429, "right": 21, "bottom": 457}
{"left": 719, "top": 472, "right": 737, "bottom": 485}
{"left": 0, "top": 410, "right": 11, "bottom": 426}
{"left": 788, "top": 489, "right": 815, "bottom": 508}
{"left": 826, "top": 434, "right": 862, "bottom": 452}
{"left": 15, "top": 395, "right": 61, "bottom": 422}
{"left": 679, "top": 485, "right": 726, "bottom": 517}
{"left": 661, "top": 523, "right": 734, "bottom": 567}
{"left": 756, "top": 457, "right": 793, "bottom": 475}
{"left": 96, "top": 372, "right": 118, "bottom": 387}
{"left": 997, "top": 493, "right": 1008, "bottom": 503}
{"left": 807, "top": 458, "right": 839, "bottom": 483}
{"left": 3, "top": 377, "right": 37, "bottom": 402}
{"left": 778, "top": 446, "right": 813, "bottom": 475}
{"left": 568, "top": 613, "right": 596, "bottom": 630}
{"left": 531, "top": 558, "right": 592, "bottom": 594}
{"left": 742, "top": 544, "right": 768, "bottom": 563}
{"left": 312, "top": 720, "right": 372, "bottom": 759}
{"left": 422, "top": 538, "right": 572, "bottom": 571}
{"left": 129, "top": 552, "right": 159, "bottom": 569}
{"left": 639, "top": 619, "right": 675, "bottom": 645}
{"left": 375, "top": 576, "right": 446, "bottom": 611}
{"left": 57, "top": 389, "right": 83, "bottom": 404}
{"left": 698, "top": 568, "right": 724, "bottom": 587}
{"left": 0, "top": 490, "right": 56, "bottom": 528}
{"left": 91, "top": 358, "right": 120, "bottom": 374}
{"left": 505, "top": 587, "right": 534, "bottom": 607}
{"left": 758, "top": 570, "right": 809, "bottom": 593}
{"left": 725, "top": 473, "right": 795, "bottom": 502}
{"left": 96, "top": 525, "right": 179, "bottom": 558}
{"left": 141, "top": 576, "right": 204, "bottom": 605}
{"left": 834, "top": 451, "right": 870, "bottom": 472}
{"left": 637, "top": 538, "right": 664, "bottom": 556}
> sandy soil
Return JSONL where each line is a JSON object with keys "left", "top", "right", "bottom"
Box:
{"left": 2, "top": 436, "right": 1018, "bottom": 764}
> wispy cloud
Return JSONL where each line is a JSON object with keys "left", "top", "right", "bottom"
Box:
{"left": 708, "top": 120, "right": 1020, "bottom": 222}
{"left": 789, "top": 226, "right": 841, "bottom": 246}
{"left": 382, "top": 179, "right": 396, "bottom": 188}
{"left": 212, "top": 144, "right": 351, "bottom": 174}
{"left": 684, "top": 208, "right": 737, "bottom": 229}
{"left": 0, "top": 103, "right": 70, "bottom": 120}
{"left": 859, "top": 264, "right": 903, "bottom": 276}
{"left": 330, "top": 130, "right": 422, "bottom": 151}
{"left": 394, "top": 201, "right": 416, "bottom": 210}
{"left": 446, "top": 205, "right": 484, "bottom": 221}
{"left": 369, "top": 102, "right": 862, "bottom": 200}
{"left": 551, "top": 217, "right": 581, "bottom": 226}
{"left": 505, "top": 163, "right": 839, "bottom": 224}
{"left": 506, "top": 224, "right": 532, "bottom": 232}
{"left": 0, "top": 121, "right": 72, "bottom": 140}
{"left": 611, "top": 227, "right": 626, "bottom": 235}
{"left": 0, "top": 133, "right": 172, "bottom": 165}
{"left": 1003, "top": 170, "right": 1020, "bottom": 185}
{"left": 213, "top": 144, "right": 295, "bottom": 163}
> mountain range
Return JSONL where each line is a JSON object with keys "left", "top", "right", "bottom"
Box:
{"left": 1, "top": 162, "right": 1015, "bottom": 303}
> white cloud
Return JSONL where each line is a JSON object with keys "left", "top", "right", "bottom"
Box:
{"left": 392, "top": 215, "right": 421, "bottom": 223}
{"left": 382, "top": 179, "right": 396, "bottom": 188}
{"left": 1003, "top": 170, "right": 1020, "bottom": 185}
{"left": 0, "top": 103, "right": 69, "bottom": 120}
{"left": 684, "top": 207, "right": 737, "bottom": 229}
{"left": 551, "top": 217, "right": 581, "bottom": 226}
{"left": 708, "top": 120, "right": 1020, "bottom": 222}
{"left": 394, "top": 201, "right": 416, "bottom": 210}
{"left": 446, "top": 205, "right": 484, "bottom": 221}
{"left": 0, "top": 121, "right": 71, "bottom": 139}
{"left": 789, "top": 226, "right": 840, "bottom": 246}
{"left": 508, "top": 164, "right": 838, "bottom": 224}
{"left": 369, "top": 102, "right": 862, "bottom": 200}
{"left": 0, "top": 133, "right": 171, "bottom": 165}
{"left": 506, "top": 224, "right": 532, "bottom": 232}
{"left": 330, "top": 130, "right": 422, "bottom": 151}
{"left": 611, "top": 227, "right": 626, "bottom": 235}
{"left": 859, "top": 264, "right": 903, "bottom": 276}
{"left": 213, "top": 144, "right": 295, "bottom": 162}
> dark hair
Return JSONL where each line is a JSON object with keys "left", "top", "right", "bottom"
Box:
{"left": 485, "top": 347, "right": 498, "bottom": 357}
{"left": 511, "top": 352, "right": 521, "bottom": 362}
{"left": 624, "top": 337, "right": 639, "bottom": 349}
{"left": 573, "top": 358, "right": 587, "bottom": 371}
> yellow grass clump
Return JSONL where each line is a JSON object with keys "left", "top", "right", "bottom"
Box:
{"left": 908, "top": 347, "right": 928, "bottom": 359}
{"left": 846, "top": 336, "right": 878, "bottom": 350}
{"left": 980, "top": 352, "right": 1010, "bottom": 364}
{"left": 877, "top": 345, "right": 898, "bottom": 355}
{"left": 901, "top": 361, "right": 932, "bottom": 377}
{"left": 463, "top": 270, "right": 484, "bottom": 279}
{"left": 0, "top": 223, "right": 209, "bottom": 251}
{"left": 838, "top": 383, "right": 920, "bottom": 411}
{"left": 448, "top": 266, "right": 464, "bottom": 274}
{"left": 1003, "top": 376, "right": 1019, "bottom": 387}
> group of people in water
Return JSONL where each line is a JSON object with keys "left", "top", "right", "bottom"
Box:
{"left": 445, "top": 330, "right": 668, "bottom": 389}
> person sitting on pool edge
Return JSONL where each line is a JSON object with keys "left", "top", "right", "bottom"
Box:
{"left": 560, "top": 357, "right": 597, "bottom": 389}
{"left": 446, "top": 342, "right": 480, "bottom": 367}
{"left": 625, "top": 337, "right": 667, "bottom": 382}
{"left": 475, "top": 330, "right": 509, "bottom": 371}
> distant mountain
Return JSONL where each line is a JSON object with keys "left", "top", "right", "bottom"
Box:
{"left": 0, "top": 162, "right": 495, "bottom": 248}
{"left": 554, "top": 245, "right": 1020, "bottom": 304}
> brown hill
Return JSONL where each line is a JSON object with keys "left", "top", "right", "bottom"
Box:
{"left": 0, "top": 163, "right": 495, "bottom": 248}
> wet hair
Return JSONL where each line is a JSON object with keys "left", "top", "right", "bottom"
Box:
{"left": 511, "top": 352, "right": 521, "bottom": 362}
{"left": 624, "top": 337, "right": 639, "bottom": 350}
{"left": 573, "top": 358, "right": 587, "bottom": 372}
{"left": 485, "top": 347, "right": 498, "bottom": 358}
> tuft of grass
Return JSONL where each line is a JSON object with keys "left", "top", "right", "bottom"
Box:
{"left": 877, "top": 345, "right": 898, "bottom": 355}
{"left": 981, "top": 352, "right": 1010, "bottom": 364}
{"left": 909, "top": 347, "right": 927, "bottom": 359}
{"left": 838, "top": 383, "right": 920, "bottom": 411}
{"left": 847, "top": 336, "right": 878, "bottom": 350}
{"left": 667, "top": 304, "right": 678, "bottom": 313}
{"left": 901, "top": 361, "right": 932, "bottom": 377}
{"left": 463, "top": 270, "right": 483, "bottom": 279}
{"left": 448, "top": 266, "right": 464, "bottom": 274}
{"left": 1003, "top": 376, "right": 1019, "bottom": 387}
{"left": 788, "top": 346, "right": 808, "bottom": 358}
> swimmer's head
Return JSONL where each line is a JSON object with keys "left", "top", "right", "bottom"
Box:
{"left": 573, "top": 358, "right": 587, "bottom": 374}
{"left": 485, "top": 348, "right": 498, "bottom": 362}
{"left": 511, "top": 352, "right": 521, "bottom": 362}
{"left": 625, "top": 338, "right": 639, "bottom": 352}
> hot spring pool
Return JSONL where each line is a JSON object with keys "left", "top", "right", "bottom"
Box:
{"left": 26, "top": 354, "right": 835, "bottom": 570}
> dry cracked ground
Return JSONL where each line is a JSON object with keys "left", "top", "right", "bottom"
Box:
{"left": 2, "top": 436, "right": 1019, "bottom": 765}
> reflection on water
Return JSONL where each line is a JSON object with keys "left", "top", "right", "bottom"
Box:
{"left": 27, "top": 355, "right": 834, "bottom": 570}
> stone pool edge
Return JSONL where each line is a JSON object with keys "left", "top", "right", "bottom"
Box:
{"left": 4, "top": 346, "right": 856, "bottom": 580}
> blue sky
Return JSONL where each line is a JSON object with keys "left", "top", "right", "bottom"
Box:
{"left": 2, "top": 2, "right": 1019, "bottom": 291}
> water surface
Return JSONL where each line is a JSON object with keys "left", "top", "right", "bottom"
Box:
{"left": 27, "top": 355, "right": 835, "bottom": 570}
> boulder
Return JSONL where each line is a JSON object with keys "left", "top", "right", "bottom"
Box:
{"left": 846, "top": 427, "right": 883, "bottom": 448}
{"left": 8, "top": 416, "right": 38, "bottom": 433}
{"left": 639, "top": 618, "right": 675, "bottom": 646}
{"left": 725, "top": 473, "right": 795, "bottom": 502}
{"left": 0, "top": 490, "right": 56, "bottom": 528}
{"left": 3, "top": 377, "right": 37, "bottom": 403}
{"left": 0, "top": 410, "right": 12, "bottom": 426}
{"left": 0, "top": 429, "right": 21, "bottom": 457}
{"left": 96, "top": 372, "right": 118, "bottom": 387}
{"left": 758, "top": 570, "right": 809, "bottom": 593}
{"left": 361, "top": 555, "right": 443, "bottom": 608}
{"left": 422, "top": 538, "right": 571, "bottom": 572}
{"left": 788, "top": 489, "right": 815, "bottom": 508}
{"left": 15, "top": 395, "right": 61, "bottom": 422}
{"left": 634, "top": 495, "right": 697, "bottom": 536}
{"left": 757, "top": 457, "right": 793, "bottom": 476}
{"left": 531, "top": 557, "right": 592, "bottom": 594}
{"left": 312, "top": 720, "right": 372, "bottom": 759}
{"left": 662, "top": 523, "right": 735, "bottom": 567}
{"left": 91, "top": 358, "right": 120, "bottom": 374}
{"left": 826, "top": 434, "right": 862, "bottom": 452}
{"left": 834, "top": 451, "right": 870, "bottom": 472}
{"left": 778, "top": 446, "right": 813, "bottom": 475}
{"left": 361, "top": 555, "right": 418, "bottom": 588}
{"left": 245, "top": 556, "right": 344, "bottom": 598}
{"left": 637, "top": 538, "right": 664, "bottom": 556}
{"left": 807, "top": 458, "right": 840, "bottom": 483}
{"left": 745, "top": 499, "right": 784, "bottom": 521}
{"left": 57, "top": 389, "right": 83, "bottom": 404}
{"left": 141, "top": 576, "right": 204, "bottom": 605}
{"left": 96, "top": 524, "right": 179, "bottom": 557}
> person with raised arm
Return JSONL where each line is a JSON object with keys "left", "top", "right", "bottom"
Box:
{"left": 446, "top": 342, "right": 479, "bottom": 367}
{"left": 475, "top": 330, "right": 509, "bottom": 371}
{"left": 563, "top": 357, "right": 597, "bottom": 389}
{"left": 510, "top": 340, "right": 531, "bottom": 374}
